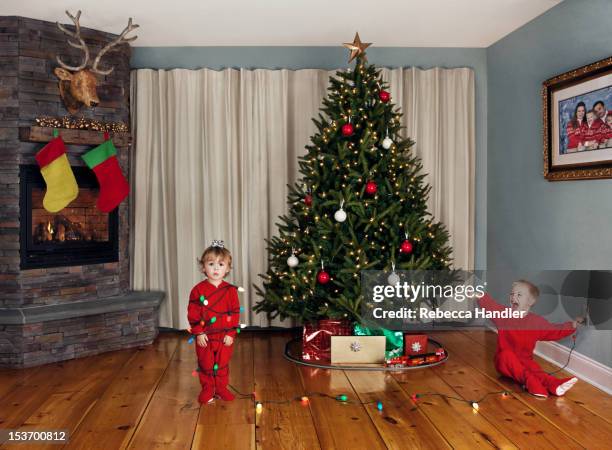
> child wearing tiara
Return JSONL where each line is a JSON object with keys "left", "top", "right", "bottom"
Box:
{"left": 188, "top": 241, "right": 241, "bottom": 404}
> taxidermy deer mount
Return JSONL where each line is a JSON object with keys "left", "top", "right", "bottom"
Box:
{"left": 54, "top": 10, "right": 138, "bottom": 114}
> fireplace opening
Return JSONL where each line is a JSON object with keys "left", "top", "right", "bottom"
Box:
{"left": 20, "top": 165, "right": 119, "bottom": 269}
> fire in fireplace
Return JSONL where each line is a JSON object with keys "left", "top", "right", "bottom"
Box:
{"left": 32, "top": 188, "right": 109, "bottom": 244}
{"left": 20, "top": 165, "right": 119, "bottom": 269}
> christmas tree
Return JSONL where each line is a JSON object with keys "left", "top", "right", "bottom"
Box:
{"left": 254, "top": 34, "right": 452, "bottom": 324}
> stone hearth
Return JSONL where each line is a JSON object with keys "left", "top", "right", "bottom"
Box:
{"left": 0, "top": 16, "right": 162, "bottom": 368}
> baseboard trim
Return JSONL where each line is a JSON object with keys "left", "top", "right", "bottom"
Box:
{"left": 484, "top": 325, "right": 611, "bottom": 394}
{"left": 533, "top": 340, "right": 612, "bottom": 395}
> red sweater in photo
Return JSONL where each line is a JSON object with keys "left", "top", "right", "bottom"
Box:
{"left": 566, "top": 120, "right": 586, "bottom": 149}
{"left": 583, "top": 120, "right": 604, "bottom": 145}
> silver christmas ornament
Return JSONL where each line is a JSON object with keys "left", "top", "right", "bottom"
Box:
{"left": 388, "top": 272, "right": 400, "bottom": 286}
{"left": 382, "top": 137, "right": 393, "bottom": 149}
{"left": 334, "top": 200, "right": 347, "bottom": 223}
{"left": 334, "top": 208, "right": 347, "bottom": 222}
{"left": 387, "top": 262, "right": 400, "bottom": 285}
{"left": 287, "top": 254, "right": 299, "bottom": 268}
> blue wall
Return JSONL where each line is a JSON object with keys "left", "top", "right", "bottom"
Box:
{"left": 487, "top": 0, "right": 612, "bottom": 365}
{"left": 131, "top": 46, "right": 488, "bottom": 270}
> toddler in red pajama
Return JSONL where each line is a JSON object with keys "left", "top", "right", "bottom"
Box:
{"left": 188, "top": 241, "right": 241, "bottom": 404}
{"left": 478, "top": 280, "right": 584, "bottom": 398}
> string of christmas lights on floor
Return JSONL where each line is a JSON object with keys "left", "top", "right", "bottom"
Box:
{"left": 222, "top": 381, "right": 517, "bottom": 414}
{"left": 186, "top": 327, "right": 579, "bottom": 413}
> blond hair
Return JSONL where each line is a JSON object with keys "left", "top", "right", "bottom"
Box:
{"left": 198, "top": 246, "right": 232, "bottom": 274}
{"left": 513, "top": 279, "right": 539, "bottom": 299}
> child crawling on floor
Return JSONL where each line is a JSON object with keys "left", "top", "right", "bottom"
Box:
{"left": 478, "top": 279, "right": 584, "bottom": 398}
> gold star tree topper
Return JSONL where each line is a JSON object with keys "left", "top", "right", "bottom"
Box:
{"left": 343, "top": 32, "right": 372, "bottom": 63}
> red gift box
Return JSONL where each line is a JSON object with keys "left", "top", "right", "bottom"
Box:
{"left": 302, "top": 319, "right": 352, "bottom": 362}
{"left": 404, "top": 333, "right": 428, "bottom": 356}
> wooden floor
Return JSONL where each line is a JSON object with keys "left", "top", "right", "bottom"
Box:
{"left": 0, "top": 330, "right": 610, "bottom": 449}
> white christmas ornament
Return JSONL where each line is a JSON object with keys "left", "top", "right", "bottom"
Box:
{"left": 287, "top": 251, "right": 299, "bottom": 268}
{"left": 388, "top": 272, "right": 400, "bottom": 286}
{"left": 387, "top": 262, "right": 400, "bottom": 285}
{"left": 334, "top": 209, "right": 347, "bottom": 222}
{"left": 411, "top": 341, "right": 422, "bottom": 353}
{"left": 334, "top": 200, "right": 347, "bottom": 223}
{"left": 382, "top": 137, "right": 393, "bottom": 149}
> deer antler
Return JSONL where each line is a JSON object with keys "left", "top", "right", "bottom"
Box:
{"left": 56, "top": 10, "right": 90, "bottom": 71}
{"left": 92, "top": 18, "right": 139, "bottom": 75}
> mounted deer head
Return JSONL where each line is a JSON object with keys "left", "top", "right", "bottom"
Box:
{"left": 54, "top": 10, "right": 138, "bottom": 114}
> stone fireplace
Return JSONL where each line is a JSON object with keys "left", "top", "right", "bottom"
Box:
{"left": 0, "top": 16, "right": 162, "bottom": 368}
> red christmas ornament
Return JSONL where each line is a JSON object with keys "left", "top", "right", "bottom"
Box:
{"left": 341, "top": 123, "right": 354, "bottom": 136}
{"left": 304, "top": 194, "right": 313, "bottom": 206}
{"left": 379, "top": 90, "right": 390, "bottom": 103}
{"left": 317, "top": 270, "right": 330, "bottom": 284}
{"left": 400, "top": 240, "right": 413, "bottom": 254}
{"left": 365, "top": 181, "right": 377, "bottom": 195}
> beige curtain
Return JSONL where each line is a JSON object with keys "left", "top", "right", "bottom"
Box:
{"left": 130, "top": 67, "right": 475, "bottom": 329}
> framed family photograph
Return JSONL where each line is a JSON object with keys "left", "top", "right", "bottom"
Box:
{"left": 543, "top": 56, "right": 612, "bottom": 180}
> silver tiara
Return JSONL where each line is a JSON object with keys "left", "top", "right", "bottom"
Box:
{"left": 211, "top": 240, "right": 224, "bottom": 248}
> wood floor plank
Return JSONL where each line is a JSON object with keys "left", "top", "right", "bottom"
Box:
{"left": 429, "top": 348, "right": 584, "bottom": 450}
{"left": 1, "top": 349, "right": 135, "bottom": 450}
{"left": 253, "top": 333, "right": 320, "bottom": 450}
{"left": 392, "top": 367, "right": 519, "bottom": 449}
{"left": 64, "top": 334, "right": 179, "bottom": 450}
{"left": 297, "top": 365, "right": 386, "bottom": 450}
{"left": 0, "top": 329, "right": 607, "bottom": 448}
{"left": 344, "top": 370, "right": 451, "bottom": 450}
{"left": 461, "top": 329, "right": 612, "bottom": 423}
{"left": 0, "top": 349, "right": 135, "bottom": 438}
{"left": 127, "top": 335, "right": 201, "bottom": 449}
{"left": 192, "top": 332, "right": 255, "bottom": 450}
{"left": 0, "top": 370, "right": 36, "bottom": 401}
{"left": 433, "top": 331, "right": 612, "bottom": 449}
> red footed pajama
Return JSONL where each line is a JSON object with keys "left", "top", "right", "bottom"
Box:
{"left": 188, "top": 280, "right": 241, "bottom": 403}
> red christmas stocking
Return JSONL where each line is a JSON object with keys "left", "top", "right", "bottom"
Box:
{"left": 81, "top": 139, "right": 128, "bottom": 212}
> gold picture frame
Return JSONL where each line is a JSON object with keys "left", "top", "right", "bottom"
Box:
{"left": 543, "top": 56, "right": 612, "bottom": 181}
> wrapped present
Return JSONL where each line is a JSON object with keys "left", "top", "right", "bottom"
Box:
{"left": 404, "top": 333, "right": 428, "bottom": 355}
{"left": 331, "top": 336, "right": 386, "bottom": 364}
{"left": 354, "top": 323, "right": 404, "bottom": 359}
{"left": 302, "top": 319, "right": 352, "bottom": 362}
